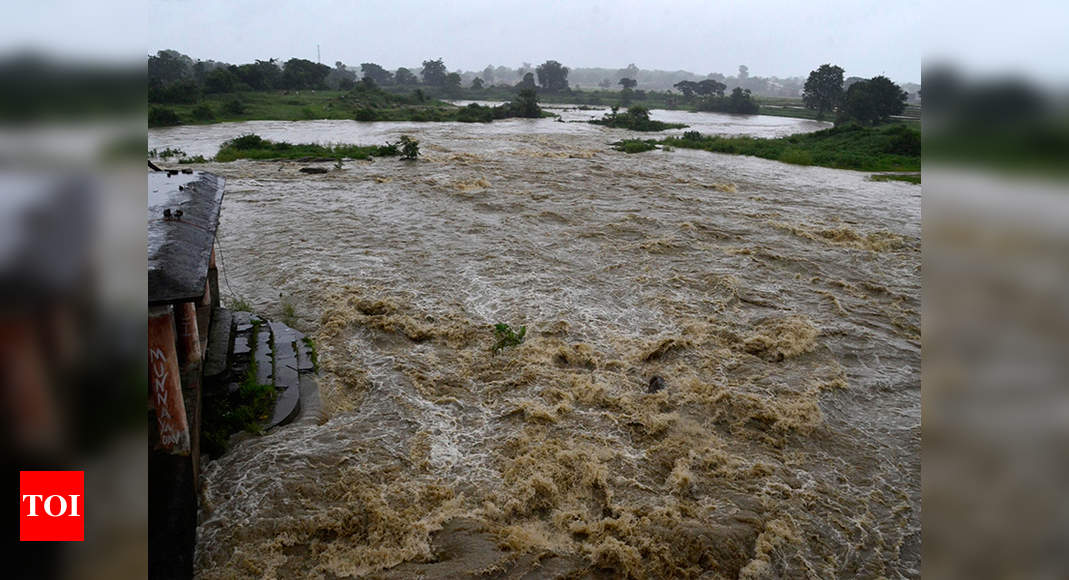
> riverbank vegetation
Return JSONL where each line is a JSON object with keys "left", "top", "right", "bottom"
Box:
{"left": 590, "top": 105, "right": 687, "bottom": 131}
{"left": 149, "top": 50, "right": 920, "bottom": 126}
{"left": 618, "top": 125, "right": 920, "bottom": 172}
{"left": 213, "top": 133, "right": 417, "bottom": 162}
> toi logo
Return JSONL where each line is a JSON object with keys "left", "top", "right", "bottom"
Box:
{"left": 19, "top": 471, "right": 84, "bottom": 541}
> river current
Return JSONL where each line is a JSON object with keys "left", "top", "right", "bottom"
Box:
{"left": 150, "top": 109, "right": 919, "bottom": 579}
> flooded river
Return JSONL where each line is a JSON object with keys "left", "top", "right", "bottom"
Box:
{"left": 150, "top": 111, "right": 920, "bottom": 578}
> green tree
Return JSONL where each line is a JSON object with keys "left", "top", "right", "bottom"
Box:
{"left": 421, "top": 58, "right": 447, "bottom": 86}
{"left": 444, "top": 72, "right": 462, "bottom": 95}
{"left": 512, "top": 88, "right": 541, "bottom": 118}
{"left": 802, "top": 64, "right": 845, "bottom": 120}
{"left": 674, "top": 80, "right": 697, "bottom": 98}
{"left": 839, "top": 75, "right": 907, "bottom": 125}
{"left": 281, "top": 58, "right": 330, "bottom": 90}
{"left": 232, "top": 59, "right": 280, "bottom": 91}
{"left": 148, "top": 50, "right": 193, "bottom": 86}
{"left": 696, "top": 79, "right": 726, "bottom": 97}
{"left": 361, "top": 62, "right": 393, "bottom": 85}
{"left": 728, "top": 87, "right": 760, "bottom": 114}
{"left": 395, "top": 67, "right": 417, "bottom": 85}
{"left": 536, "top": 60, "right": 570, "bottom": 92}
{"left": 471, "top": 77, "right": 484, "bottom": 90}
{"left": 618, "top": 77, "right": 637, "bottom": 89}
{"left": 516, "top": 72, "right": 536, "bottom": 90}
{"left": 204, "top": 67, "right": 236, "bottom": 93}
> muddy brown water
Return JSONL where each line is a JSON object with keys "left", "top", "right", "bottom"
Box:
{"left": 150, "top": 111, "right": 919, "bottom": 579}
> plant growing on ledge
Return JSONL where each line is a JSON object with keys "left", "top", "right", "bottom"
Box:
{"left": 491, "top": 323, "right": 527, "bottom": 354}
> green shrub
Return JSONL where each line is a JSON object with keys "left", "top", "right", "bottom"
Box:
{"left": 398, "top": 135, "right": 420, "bottom": 160}
{"left": 148, "top": 107, "right": 181, "bottom": 127}
{"left": 192, "top": 104, "right": 215, "bottom": 121}
{"left": 355, "top": 107, "right": 378, "bottom": 121}
{"left": 612, "top": 139, "right": 658, "bottom": 153}
{"left": 223, "top": 98, "right": 247, "bottom": 115}
{"left": 492, "top": 323, "right": 527, "bottom": 354}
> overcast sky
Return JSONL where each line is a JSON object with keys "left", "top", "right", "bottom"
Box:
{"left": 6, "top": 1, "right": 1069, "bottom": 85}
{"left": 145, "top": 0, "right": 930, "bottom": 82}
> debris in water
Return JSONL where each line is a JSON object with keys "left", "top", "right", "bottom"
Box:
{"left": 647, "top": 375, "right": 666, "bottom": 393}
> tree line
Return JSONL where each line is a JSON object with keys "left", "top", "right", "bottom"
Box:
{"left": 802, "top": 64, "right": 909, "bottom": 125}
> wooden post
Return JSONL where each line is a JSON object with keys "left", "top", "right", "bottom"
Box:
{"left": 148, "top": 305, "right": 189, "bottom": 454}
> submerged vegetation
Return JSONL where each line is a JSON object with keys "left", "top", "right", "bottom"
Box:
{"left": 213, "top": 133, "right": 420, "bottom": 162}
{"left": 491, "top": 323, "right": 527, "bottom": 354}
{"left": 612, "top": 139, "right": 659, "bottom": 153}
{"left": 590, "top": 105, "right": 687, "bottom": 131}
{"left": 660, "top": 124, "right": 920, "bottom": 171}
{"left": 869, "top": 173, "right": 921, "bottom": 184}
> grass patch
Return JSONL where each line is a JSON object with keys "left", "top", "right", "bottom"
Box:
{"left": 281, "top": 301, "right": 297, "bottom": 327}
{"left": 228, "top": 296, "right": 253, "bottom": 312}
{"left": 612, "top": 139, "right": 659, "bottom": 153}
{"left": 214, "top": 133, "right": 403, "bottom": 162}
{"left": 301, "top": 336, "right": 319, "bottom": 372}
{"left": 662, "top": 123, "right": 920, "bottom": 172}
{"left": 869, "top": 173, "right": 921, "bottom": 184}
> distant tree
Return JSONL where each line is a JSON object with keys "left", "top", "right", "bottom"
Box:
{"left": 728, "top": 87, "right": 760, "bottom": 114}
{"left": 844, "top": 76, "right": 865, "bottom": 90}
{"left": 618, "top": 77, "right": 637, "bottom": 89}
{"left": 738, "top": 65, "right": 749, "bottom": 80}
{"left": 673, "top": 80, "right": 697, "bottom": 98}
{"left": 359, "top": 76, "right": 377, "bottom": 90}
{"left": 395, "top": 67, "right": 418, "bottom": 85}
{"left": 481, "top": 65, "right": 495, "bottom": 85}
{"left": 148, "top": 50, "right": 193, "bottom": 86}
{"left": 361, "top": 62, "right": 393, "bottom": 85}
{"left": 232, "top": 59, "right": 280, "bottom": 91}
{"left": 535, "top": 60, "right": 570, "bottom": 92}
{"left": 839, "top": 75, "right": 907, "bottom": 125}
{"left": 598, "top": 78, "right": 612, "bottom": 89}
{"left": 204, "top": 67, "right": 236, "bottom": 93}
{"left": 696, "top": 79, "right": 726, "bottom": 97}
{"left": 802, "top": 64, "right": 845, "bottom": 120}
{"left": 471, "top": 77, "right": 485, "bottom": 90}
{"left": 511, "top": 88, "right": 541, "bottom": 117}
{"left": 149, "top": 79, "right": 199, "bottom": 103}
{"left": 421, "top": 58, "right": 447, "bottom": 86}
{"left": 444, "top": 72, "right": 462, "bottom": 94}
{"left": 617, "top": 63, "right": 639, "bottom": 82}
{"left": 281, "top": 58, "right": 330, "bottom": 90}
{"left": 326, "top": 62, "right": 357, "bottom": 90}
{"left": 516, "top": 72, "right": 536, "bottom": 90}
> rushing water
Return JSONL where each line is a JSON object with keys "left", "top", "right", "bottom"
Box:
{"left": 150, "top": 112, "right": 919, "bottom": 578}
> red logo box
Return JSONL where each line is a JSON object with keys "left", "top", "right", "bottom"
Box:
{"left": 20, "top": 471, "right": 84, "bottom": 541}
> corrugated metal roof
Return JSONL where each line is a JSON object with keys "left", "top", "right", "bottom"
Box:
{"left": 147, "top": 171, "right": 225, "bottom": 304}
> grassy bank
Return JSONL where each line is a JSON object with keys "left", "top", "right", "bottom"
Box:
{"left": 150, "top": 85, "right": 550, "bottom": 127}
{"left": 150, "top": 85, "right": 921, "bottom": 131}
{"left": 213, "top": 133, "right": 400, "bottom": 162}
{"left": 615, "top": 124, "right": 920, "bottom": 172}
